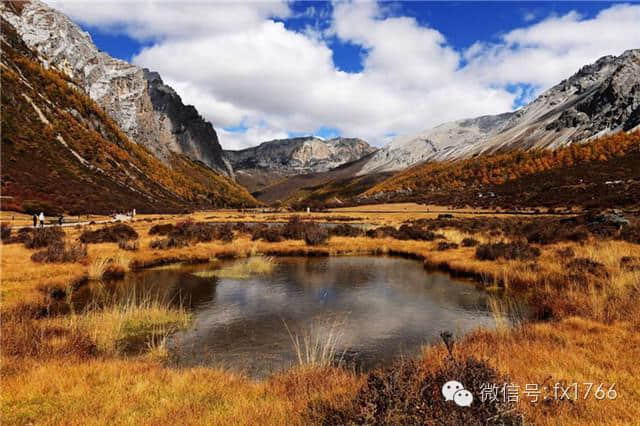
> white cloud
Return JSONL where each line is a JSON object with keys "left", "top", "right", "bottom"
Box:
{"left": 219, "top": 125, "right": 289, "bottom": 151}
{"left": 48, "top": 0, "right": 290, "bottom": 40}
{"left": 463, "top": 5, "right": 640, "bottom": 89}
{"left": 46, "top": 1, "right": 640, "bottom": 149}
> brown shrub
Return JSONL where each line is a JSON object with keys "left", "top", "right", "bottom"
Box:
{"left": 620, "top": 256, "right": 640, "bottom": 272}
{"left": 303, "top": 223, "right": 329, "bottom": 246}
{"left": 31, "top": 242, "right": 87, "bottom": 263}
{"left": 461, "top": 238, "right": 479, "bottom": 247}
{"left": 620, "top": 223, "right": 640, "bottom": 244}
{"left": 555, "top": 247, "right": 576, "bottom": 259}
{"left": 80, "top": 223, "right": 138, "bottom": 243}
{"left": 167, "top": 220, "right": 233, "bottom": 243}
{"left": 1, "top": 223, "right": 11, "bottom": 242}
{"left": 437, "top": 241, "right": 459, "bottom": 251}
{"left": 330, "top": 224, "right": 364, "bottom": 237}
{"left": 313, "top": 357, "right": 522, "bottom": 425}
{"left": 24, "top": 227, "right": 65, "bottom": 249}
{"left": 118, "top": 239, "right": 139, "bottom": 251}
{"left": 567, "top": 258, "right": 608, "bottom": 278}
{"left": 251, "top": 225, "right": 285, "bottom": 243}
{"left": 475, "top": 242, "right": 541, "bottom": 261}
{"left": 1, "top": 315, "right": 96, "bottom": 359}
{"left": 149, "top": 237, "right": 188, "bottom": 250}
{"left": 148, "top": 223, "right": 174, "bottom": 236}
{"left": 283, "top": 216, "right": 307, "bottom": 240}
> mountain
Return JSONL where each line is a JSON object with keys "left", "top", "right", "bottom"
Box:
{"left": 362, "top": 131, "right": 640, "bottom": 210}
{"left": 224, "top": 137, "right": 376, "bottom": 193}
{"left": 0, "top": 17, "right": 257, "bottom": 214}
{"left": 250, "top": 152, "right": 391, "bottom": 205}
{"left": 1, "top": 0, "right": 232, "bottom": 175}
{"left": 359, "top": 49, "right": 640, "bottom": 175}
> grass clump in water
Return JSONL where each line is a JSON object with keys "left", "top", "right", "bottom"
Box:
{"left": 284, "top": 317, "right": 346, "bottom": 368}
{"left": 70, "top": 288, "right": 191, "bottom": 356}
{"left": 194, "top": 256, "right": 275, "bottom": 279}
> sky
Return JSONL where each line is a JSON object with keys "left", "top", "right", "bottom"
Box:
{"left": 47, "top": 1, "right": 640, "bottom": 150}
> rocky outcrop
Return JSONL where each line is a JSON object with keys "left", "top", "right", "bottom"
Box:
{"left": 0, "top": 17, "right": 256, "bottom": 213}
{"left": 0, "top": 0, "right": 231, "bottom": 175}
{"left": 225, "top": 137, "right": 376, "bottom": 175}
{"left": 360, "top": 49, "right": 640, "bottom": 175}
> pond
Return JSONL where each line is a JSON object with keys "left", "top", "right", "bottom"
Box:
{"left": 74, "top": 256, "right": 520, "bottom": 377}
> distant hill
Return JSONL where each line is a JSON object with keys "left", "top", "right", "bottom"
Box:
{"left": 225, "top": 136, "right": 376, "bottom": 193}
{"left": 250, "top": 152, "right": 391, "bottom": 205}
{"left": 0, "top": 17, "right": 257, "bottom": 214}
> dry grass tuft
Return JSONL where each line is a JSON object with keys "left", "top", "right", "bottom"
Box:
{"left": 196, "top": 256, "right": 275, "bottom": 279}
{"left": 284, "top": 317, "right": 346, "bottom": 368}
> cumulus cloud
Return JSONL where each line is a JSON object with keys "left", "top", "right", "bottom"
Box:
{"left": 46, "top": 1, "right": 640, "bottom": 148}
{"left": 463, "top": 5, "right": 640, "bottom": 89}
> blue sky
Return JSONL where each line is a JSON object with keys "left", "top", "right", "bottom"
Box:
{"left": 85, "top": 2, "right": 613, "bottom": 72}
{"left": 54, "top": 1, "right": 640, "bottom": 148}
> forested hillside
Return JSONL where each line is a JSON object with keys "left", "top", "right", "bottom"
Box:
{"left": 1, "top": 19, "right": 257, "bottom": 214}
{"left": 362, "top": 131, "right": 640, "bottom": 209}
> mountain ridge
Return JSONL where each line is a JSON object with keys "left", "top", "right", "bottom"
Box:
{"left": 1, "top": 0, "right": 232, "bottom": 175}
{"left": 225, "top": 136, "right": 376, "bottom": 193}
{"left": 0, "top": 16, "right": 257, "bottom": 214}
{"left": 359, "top": 49, "right": 640, "bottom": 175}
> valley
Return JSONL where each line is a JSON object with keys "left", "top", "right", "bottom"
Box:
{"left": 1, "top": 1, "right": 640, "bottom": 425}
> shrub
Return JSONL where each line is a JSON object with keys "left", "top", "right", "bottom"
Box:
{"left": 118, "top": 239, "right": 139, "bottom": 251}
{"left": 283, "top": 216, "right": 306, "bottom": 240}
{"left": 437, "top": 241, "right": 458, "bottom": 251}
{"left": 397, "top": 224, "right": 439, "bottom": 241}
{"left": 620, "top": 223, "right": 640, "bottom": 244}
{"left": 461, "top": 237, "right": 479, "bottom": 247}
{"left": 329, "top": 224, "right": 363, "bottom": 237}
{"left": 567, "top": 258, "right": 608, "bottom": 278}
{"left": 475, "top": 242, "right": 541, "bottom": 261}
{"left": 313, "top": 357, "right": 522, "bottom": 425}
{"left": 303, "top": 223, "right": 329, "bottom": 246}
{"left": 620, "top": 256, "right": 640, "bottom": 272}
{"left": 251, "top": 225, "right": 284, "bottom": 243}
{"left": 31, "top": 242, "right": 87, "bottom": 263}
{"left": 80, "top": 224, "right": 138, "bottom": 244}
{"left": 555, "top": 247, "right": 575, "bottom": 259}
{"left": 1, "top": 223, "right": 11, "bottom": 242}
{"left": 365, "top": 226, "right": 398, "bottom": 239}
{"left": 158, "top": 220, "right": 233, "bottom": 244}
{"left": 148, "top": 223, "right": 174, "bottom": 236}
{"left": 149, "top": 237, "right": 188, "bottom": 250}
{"left": 24, "top": 227, "right": 65, "bottom": 249}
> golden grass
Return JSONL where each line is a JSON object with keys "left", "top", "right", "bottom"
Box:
{"left": 194, "top": 256, "right": 275, "bottom": 279}
{"left": 284, "top": 317, "right": 346, "bottom": 368}
{"left": 69, "top": 290, "right": 191, "bottom": 356}
{"left": 1, "top": 208, "right": 639, "bottom": 425}
{"left": 421, "top": 317, "right": 640, "bottom": 426}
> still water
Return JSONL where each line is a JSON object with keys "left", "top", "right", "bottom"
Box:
{"left": 75, "top": 256, "right": 510, "bottom": 377}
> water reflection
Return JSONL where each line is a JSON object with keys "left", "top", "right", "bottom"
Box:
{"left": 75, "top": 256, "right": 512, "bottom": 377}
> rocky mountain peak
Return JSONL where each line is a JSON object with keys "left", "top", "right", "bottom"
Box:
{"left": 359, "top": 48, "right": 640, "bottom": 175}
{"left": 225, "top": 136, "right": 376, "bottom": 176}
{"left": 1, "top": 0, "right": 231, "bottom": 175}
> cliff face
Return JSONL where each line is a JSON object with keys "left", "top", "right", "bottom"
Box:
{"left": 1, "top": 0, "right": 231, "bottom": 175}
{"left": 1, "top": 15, "right": 257, "bottom": 213}
{"left": 360, "top": 49, "right": 640, "bottom": 175}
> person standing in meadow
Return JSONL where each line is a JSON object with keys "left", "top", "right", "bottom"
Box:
{"left": 33, "top": 214, "right": 37, "bottom": 228}
{"left": 39, "top": 212, "right": 45, "bottom": 227}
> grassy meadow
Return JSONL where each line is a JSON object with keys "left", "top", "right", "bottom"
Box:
{"left": 1, "top": 205, "right": 639, "bottom": 425}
